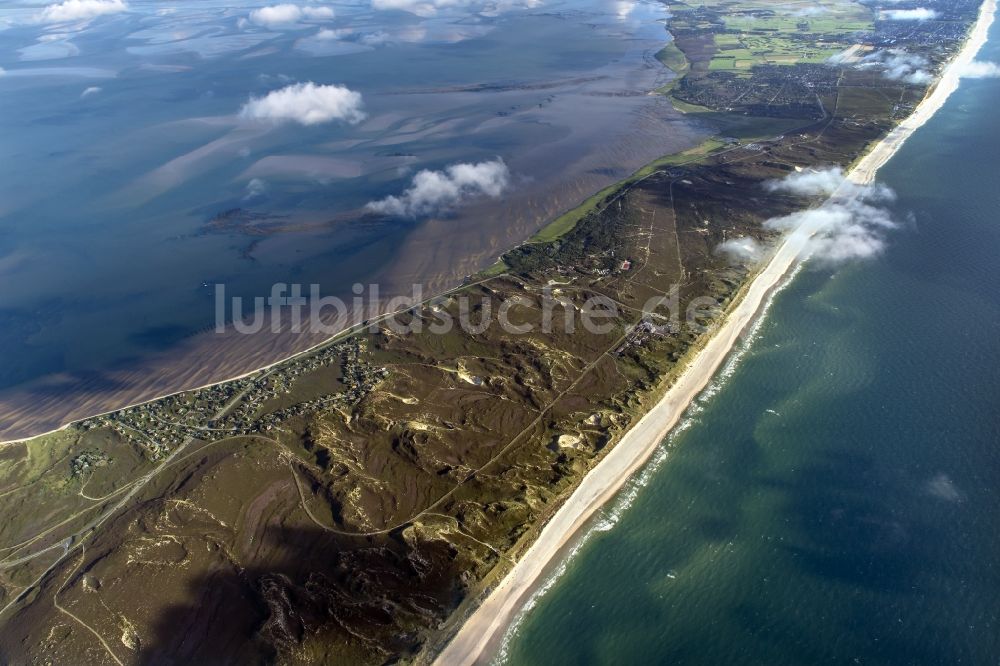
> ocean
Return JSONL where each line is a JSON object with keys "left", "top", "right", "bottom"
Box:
{"left": 498, "top": 15, "right": 1000, "bottom": 666}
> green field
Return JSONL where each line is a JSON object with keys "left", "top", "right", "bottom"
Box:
{"left": 669, "top": 0, "right": 874, "bottom": 73}
{"left": 526, "top": 181, "right": 625, "bottom": 244}
{"left": 656, "top": 41, "right": 690, "bottom": 75}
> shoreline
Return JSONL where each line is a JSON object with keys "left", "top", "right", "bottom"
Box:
{"left": 0, "top": 62, "right": 693, "bottom": 448}
{"left": 0, "top": 9, "right": 694, "bottom": 448}
{"left": 431, "top": 0, "right": 998, "bottom": 662}
{"left": 0, "top": 271, "right": 504, "bottom": 447}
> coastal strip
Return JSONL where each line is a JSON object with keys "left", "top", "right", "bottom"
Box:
{"left": 433, "top": 0, "right": 997, "bottom": 662}
{"left": 849, "top": 0, "right": 996, "bottom": 185}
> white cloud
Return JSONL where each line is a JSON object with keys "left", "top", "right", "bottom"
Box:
{"left": 305, "top": 6, "right": 335, "bottom": 18}
{"left": 249, "top": 4, "right": 335, "bottom": 28}
{"left": 958, "top": 60, "right": 1000, "bottom": 78}
{"left": 36, "top": 0, "right": 127, "bottom": 23}
{"left": 764, "top": 166, "right": 847, "bottom": 196}
{"left": 366, "top": 158, "right": 510, "bottom": 218}
{"left": 0, "top": 67, "right": 5, "bottom": 77}
{"left": 715, "top": 237, "right": 762, "bottom": 264}
{"left": 239, "top": 82, "right": 366, "bottom": 126}
{"left": 244, "top": 178, "right": 268, "bottom": 201}
{"left": 80, "top": 85, "right": 102, "bottom": 97}
{"left": 258, "top": 72, "right": 293, "bottom": 85}
{"left": 314, "top": 28, "right": 344, "bottom": 40}
{"left": 881, "top": 8, "right": 938, "bottom": 20}
{"left": 306, "top": 7, "right": 335, "bottom": 19}
{"left": 826, "top": 50, "right": 853, "bottom": 66}
{"left": 900, "top": 69, "right": 931, "bottom": 85}
{"left": 858, "top": 49, "right": 932, "bottom": 84}
{"left": 763, "top": 167, "right": 899, "bottom": 263}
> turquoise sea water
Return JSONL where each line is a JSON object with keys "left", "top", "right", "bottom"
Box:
{"left": 500, "top": 19, "right": 1000, "bottom": 666}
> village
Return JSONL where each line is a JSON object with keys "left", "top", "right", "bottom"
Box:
{"left": 76, "top": 337, "right": 386, "bottom": 460}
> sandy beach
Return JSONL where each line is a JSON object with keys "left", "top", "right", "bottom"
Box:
{"left": 432, "top": 0, "right": 998, "bottom": 662}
